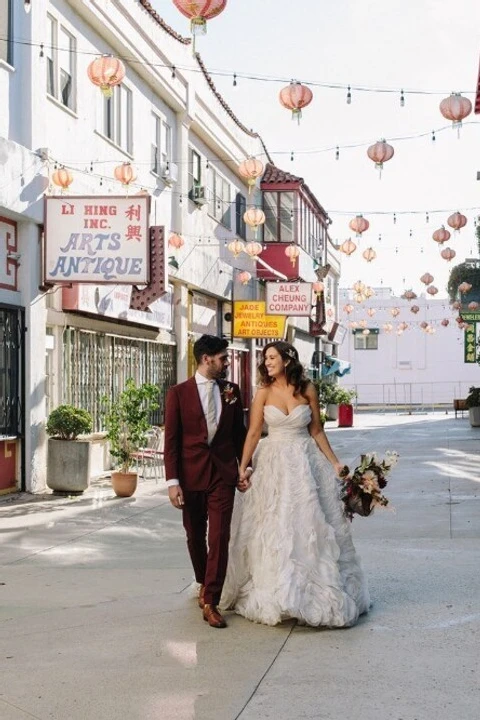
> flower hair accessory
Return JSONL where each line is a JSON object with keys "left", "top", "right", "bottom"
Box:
{"left": 286, "top": 348, "right": 297, "bottom": 359}
{"left": 221, "top": 383, "right": 237, "bottom": 404}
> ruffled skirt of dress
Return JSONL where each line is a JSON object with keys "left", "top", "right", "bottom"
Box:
{"left": 221, "top": 435, "right": 370, "bottom": 627}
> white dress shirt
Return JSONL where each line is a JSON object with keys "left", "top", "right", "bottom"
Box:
{"left": 166, "top": 372, "right": 222, "bottom": 488}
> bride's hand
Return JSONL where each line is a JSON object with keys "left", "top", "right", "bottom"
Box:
{"left": 334, "top": 461, "right": 349, "bottom": 478}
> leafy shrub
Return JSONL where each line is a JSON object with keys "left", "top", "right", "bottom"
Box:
{"left": 465, "top": 386, "right": 480, "bottom": 409}
{"left": 46, "top": 405, "right": 93, "bottom": 440}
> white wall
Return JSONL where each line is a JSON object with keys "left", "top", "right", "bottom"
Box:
{"left": 338, "top": 288, "right": 480, "bottom": 405}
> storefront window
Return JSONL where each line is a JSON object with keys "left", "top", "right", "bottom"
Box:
{"left": 63, "top": 329, "right": 176, "bottom": 430}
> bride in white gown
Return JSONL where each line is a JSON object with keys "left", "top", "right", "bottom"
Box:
{"left": 221, "top": 341, "right": 370, "bottom": 627}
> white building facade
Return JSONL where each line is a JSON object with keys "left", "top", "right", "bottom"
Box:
{"left": 0, "top": 0, "right": 341, "bottom": 494}
{"left": 338, "top": 287, "right": 480, "bottom": 407}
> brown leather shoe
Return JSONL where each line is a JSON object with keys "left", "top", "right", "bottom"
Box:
{"left": 203, "top": 604, "right": 227, "bottom": 628}
{"left": 198, "top": 584, "right": 205, "bottom": 609}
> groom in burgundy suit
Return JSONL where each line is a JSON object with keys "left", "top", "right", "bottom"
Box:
{"left": 164, "top": 335, "right": 248, "bottom": 628}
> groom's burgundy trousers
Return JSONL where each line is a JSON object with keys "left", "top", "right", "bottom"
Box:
{"left": 182, "top": 469, "right": 236, "bottom": 606}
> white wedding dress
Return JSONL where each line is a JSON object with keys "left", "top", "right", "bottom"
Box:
{"left": 221, "top": 405, "right": 370, "bottom": 627}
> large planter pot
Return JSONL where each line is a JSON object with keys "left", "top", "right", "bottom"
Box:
{"left": 47, "top": 438, "right": 91, "bottom": 494}
{"left": 326, "top": 403, "right": 339, "bottom": 421}
{"left": 338, "top": 403, "right": 354, "bottom": 428}
{"left": 111, "top": 471, "right": 138, "bottom": 498}
{"left": 469, "top": 407, "right": 480, "bottom": 427}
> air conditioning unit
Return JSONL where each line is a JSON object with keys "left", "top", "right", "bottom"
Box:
{"left": 193, "top": 185, "right": 208, "bottom": 206}
{"left": 161, "top": 162, "right": 178, "bottom": 185}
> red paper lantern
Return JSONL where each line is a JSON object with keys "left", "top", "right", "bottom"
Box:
{"left": 168, "top": 233, "right": 184, "bottom": 250}
{"left": 432, "top": 226, "right": 451, "bottom": 244}
{"left": 447, "top": 212, "right": 467, "bottom": 232}
{"left": 348, "top": 215, "right": 369, "bottom": 237}
{"left": 173, "top": 0, "right": 227, "bottom": 38}
{"left": 458, "top": 282, "right": 472, "bottom": 294}
{"left": 366, "top": 308, "right": 376, "bottom": 317}
{"left": 279, "top": 81, "right": 313, "bottom": 123}
{"left": 439, "top": 92, "right": 472, "bottom": 130}
{"left": 87, "top": 55, "right": 125, "bottom": 98}
{"left": 340, "top": 239, "right": 357, "bottom": 256}
{"left": 285, "top": 244, "right": 300, "bottom": 266}
{"left": 440, "top": 247, "right": 456, "bottom": 262}
{"left": 367, "top": 139, "right": 394, "bottom": 175}
{"left": 114, "top": 162, "right": 137, "bottom": 186}
{"left": 426, "top": 285, "right": 438, "bottom": 296}
{"left": 468, "top": 301, "right": 479, "bottom": 310}
{"left": 420, "top": 273, "right": 434, "bottom": 285}
{"left": 244, "top": 241, "right": 263, "bottom": 259}
{"left": 227, "top": 239, "right": 245, "bottom": 257}
{"left": 243, "top": 207, "right": 265, "bottom": 238}
{"left": 343, "top": 303, "right": 354, "bottom": 314}
{"left": 441, "top": 319, "right": 450, "bottom": 327}
{"left": 390, "top": 307, "right": 400, "bottom": 317}
{"left": 362, "top": 247, "right": 376, "bottom": 263}
{"left": 410, "top": 305, "right": 420, "bottom": 314}
{"left": 52, "top": 167, "right": 73, "bottom": 190}
{"left": 238, "top": 158, "right": 264, "bottom": 194}
{"left": 402, "top": 290, "right": 417, "bottom": 301}
{"left": 237, "top": 270, "right": 251, "bottom": 285}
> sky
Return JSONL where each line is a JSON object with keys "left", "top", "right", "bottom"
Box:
{"left": 153, "top": 0, "right": 480, "bottom": 298}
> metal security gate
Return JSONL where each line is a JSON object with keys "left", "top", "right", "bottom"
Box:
{"left": 0, "top": 306, "right": 24, "bottom": 437}
{"left": 63, "top": 328, "right": 176, "bottom": 431}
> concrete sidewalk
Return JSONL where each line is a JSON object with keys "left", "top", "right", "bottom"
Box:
{"left": 1, "top": 413, "right": 479, "bottom": 720}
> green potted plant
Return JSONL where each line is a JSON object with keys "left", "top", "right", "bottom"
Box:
{"left": 102, "top": 379, "right": 159, "bottom": 497}
{"left": 314, "top": 381, "right": 356, "bottom": 421}
{"left": 46, "top": 405, "right": 93, "bottom": 494}
{"left": 465, "top": 386, "right": 480, "bottom": 427}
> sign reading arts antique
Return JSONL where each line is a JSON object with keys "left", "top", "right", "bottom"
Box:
{"left": 265, "top": 282, "right": 312, "bottom": 316}
{"left": 44, "top": 196, "right": 150, "bottom": 284}
{"left": 233, "top": 301, "right": 287, "bottom": 339}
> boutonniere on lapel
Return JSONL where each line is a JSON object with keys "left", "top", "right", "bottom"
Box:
{"left": 221, "top": 384, "right": 237, "bottom": 404}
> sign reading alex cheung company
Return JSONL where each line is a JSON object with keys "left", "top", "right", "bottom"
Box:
{"left": 265, "top": 282, "right": 313, "bottom": 316}
{"left": 44, "top": 196, "right": 150, "bottom": 284}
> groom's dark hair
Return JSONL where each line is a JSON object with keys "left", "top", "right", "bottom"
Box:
{"left": 193, "top": 335, "right": 229, "bottom": 363}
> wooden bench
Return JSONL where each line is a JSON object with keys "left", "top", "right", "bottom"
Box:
{"left": 453, "top": 399, "right": 467, "bottom": 418}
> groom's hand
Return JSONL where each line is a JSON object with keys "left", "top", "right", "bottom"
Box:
{"left": 237, "top": 468, "right": 252, "bottom": 493}
{"left": 168, "top": 486, "right": 184, "bottom": 509}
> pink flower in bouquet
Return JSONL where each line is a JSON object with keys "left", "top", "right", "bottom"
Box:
{"left": 339, "top": 451, "right": 399, "bottom": 521}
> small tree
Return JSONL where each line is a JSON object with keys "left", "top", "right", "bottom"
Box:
{"left": 102, "top": 379, "right": 159, "bottom": 474}
{"left": 46, "top": 405, "right": 92, "bottom": 440}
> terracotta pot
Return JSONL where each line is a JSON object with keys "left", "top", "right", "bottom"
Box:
{"left": 111, "top": 471, "right": 138, "bottom": 498}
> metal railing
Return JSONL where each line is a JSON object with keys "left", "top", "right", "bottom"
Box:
{"left": 342, "top": 381, "right": 476, "bottom": 414}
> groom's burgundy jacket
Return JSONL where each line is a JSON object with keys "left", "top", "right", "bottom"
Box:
{"left": 164, "top": 377, "right": 247, "bottom": 491}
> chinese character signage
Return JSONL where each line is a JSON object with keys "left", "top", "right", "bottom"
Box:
{"left": 464, "top": 322, "right": 479, "bottom": 363}
{"left": 44, "top": 196, "right": 150, "bottom": 284}
{"left": 0, "top": 217, "right": 18, "bottom": 291}
{"left": 233, "top": 301, "right": 287, "bottom": 339}
{"left": 265, "top": 282, "right": 312, "bottom": 316}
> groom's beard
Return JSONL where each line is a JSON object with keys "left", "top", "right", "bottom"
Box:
{"left": 217, "top": 368, "right": 229, "bottom": 380}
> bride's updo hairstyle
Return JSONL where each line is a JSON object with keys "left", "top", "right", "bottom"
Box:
{"left": 258, "top": 341, "right": 310, "bottom": 396}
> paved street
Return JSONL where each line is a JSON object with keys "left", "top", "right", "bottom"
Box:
{"left": 1, "top": 412, "right": 479, "bottom": 720}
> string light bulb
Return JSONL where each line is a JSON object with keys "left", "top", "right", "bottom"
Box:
{"left": 24, "top": 0, "right": 31, "bottom": 12}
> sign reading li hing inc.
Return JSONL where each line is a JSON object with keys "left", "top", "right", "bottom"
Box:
{"left": 265, "top": 282, "right": 313, "bottom": 316}
{"left": 44, "top": 196, "right": 150, "bottom": 284}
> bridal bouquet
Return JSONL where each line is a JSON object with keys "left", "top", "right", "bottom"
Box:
{"left": 338, "top": 451, "right": 399, "bottom": 521}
